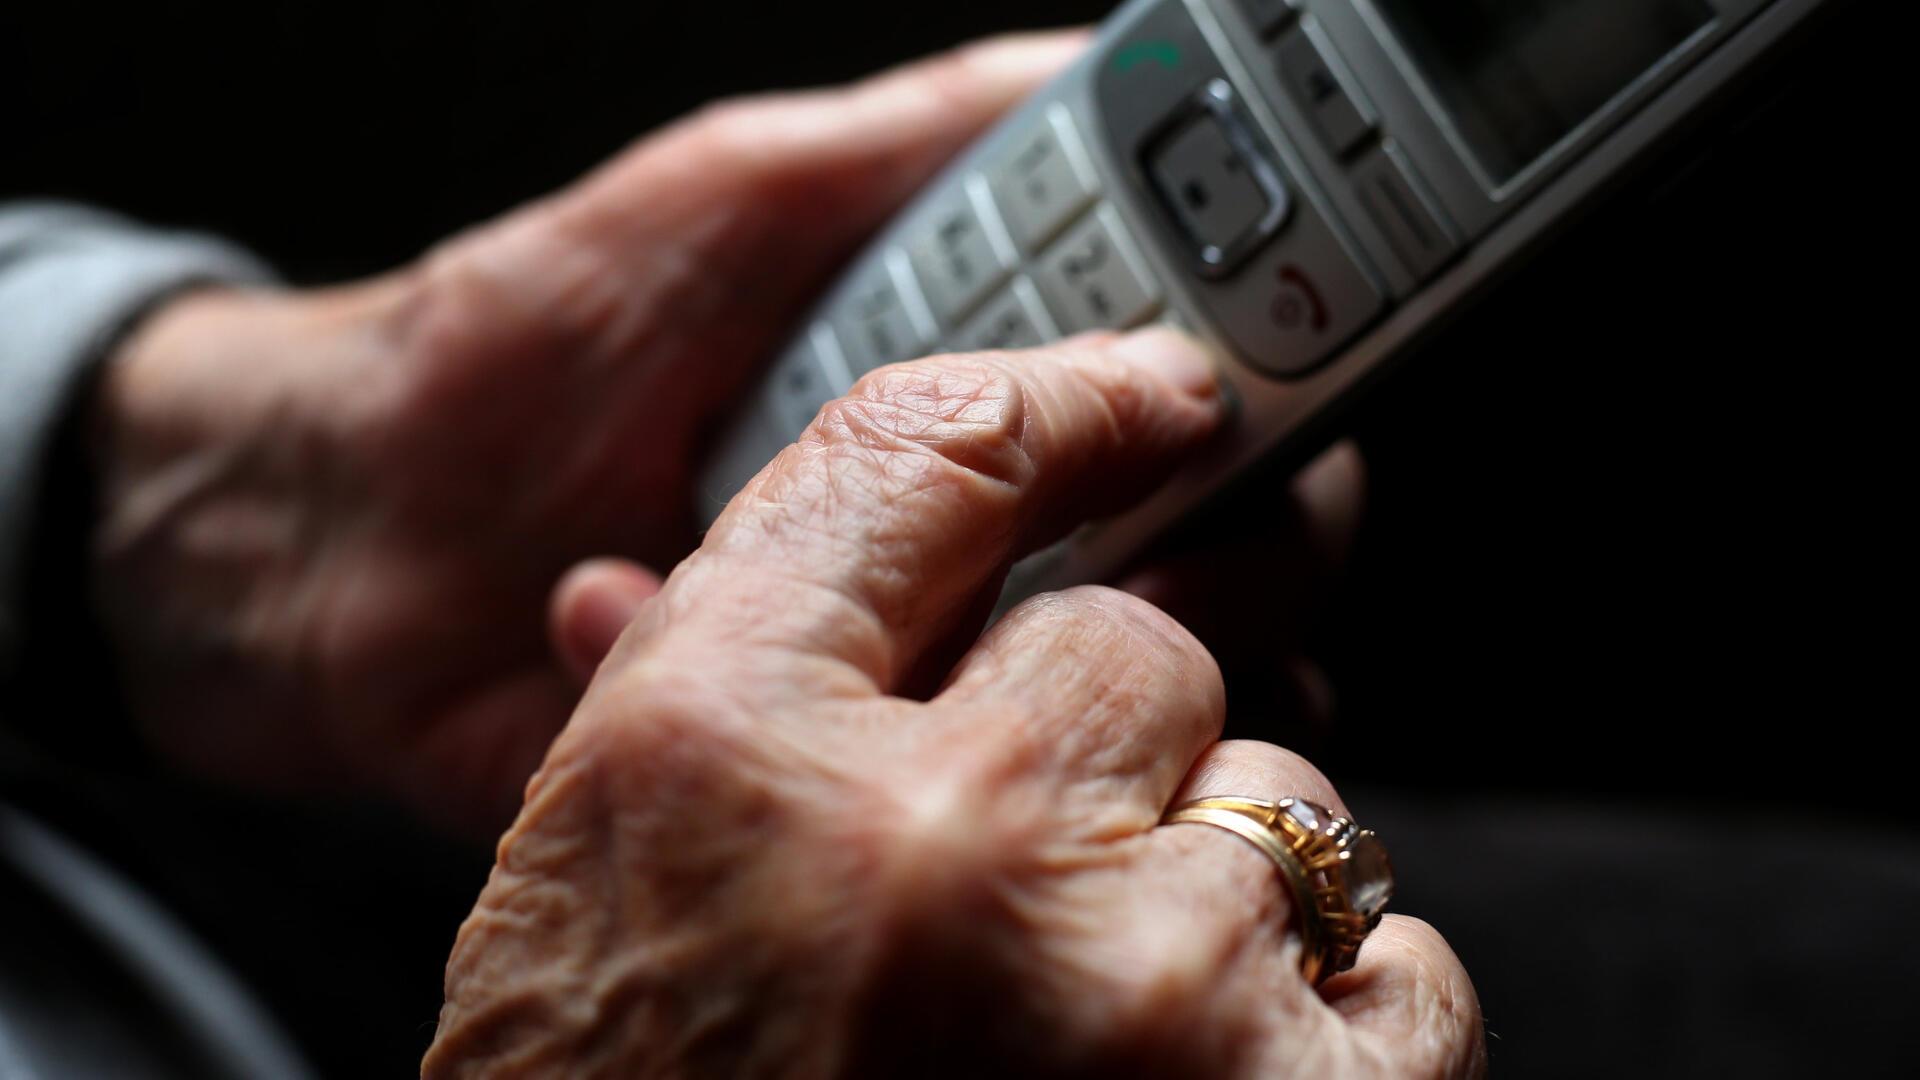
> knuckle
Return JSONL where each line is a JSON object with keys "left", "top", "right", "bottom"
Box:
{"left": 859, "top": 35, "right": 1009, "bottom": 125}
{"left": 389, "top": 236, "right": 513, "bottom": 376}
{"left": 851, "top": 735, "right": 1054, "bottom": 928}
{"left": 1060, "top": 585, "right": 1211, "bottom": 662}
{"left": 379, "top": 217, "right": 601, "bottom": 451}
{"left": 818, "top": 356, "right": 1037, "bottom": 489}
{"left": 1031, "top": 897, "right": 1258, "bottom": 1070}
{"left": 1014, "top": 585, "right": 1222, "bottom": 703}
{"left": 673, "top": 92, "right": 820, "bottom": 193}
{"left": 1018, "top": 582, "right": 1142, "bottom": 625}
{"left": 682, "top": 93, "right": 776, "bottom": 153}
{"left": 875, "top": 753, "right": 1037, "bottom": 880}
{"left": 536, "top": 663, "right": 767, "bottom": 820}
{"left": 908, "top": 38, "right": 1001, "bottom": 116}
{"left": 1200, "top": 740, "right": 1344, "bottom": 812}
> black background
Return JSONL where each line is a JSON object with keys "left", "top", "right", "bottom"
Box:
{"left": 3, "top": 0, "right": 1906, "bottom": 1075}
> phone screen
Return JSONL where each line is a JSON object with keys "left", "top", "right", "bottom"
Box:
{"left": 1375, "top": 0, "right": 1715, "bottom": 183}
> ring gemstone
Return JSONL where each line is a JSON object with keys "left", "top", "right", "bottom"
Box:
{"left": 1280, "top": 798, "right": 1320, "bottom": 834}
{"left": 1341, "top": 831, "right": 1394, "bottom": 923}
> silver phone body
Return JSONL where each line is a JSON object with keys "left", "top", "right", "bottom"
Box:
{"left": 698, "top": 0, "right": 1826, "bottom": 601}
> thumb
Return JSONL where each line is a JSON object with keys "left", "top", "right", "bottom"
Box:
{"left": 1321, "top": 916, "right": 1486, "bottom": 1078}
{"left": 558, "top": 29, "right": 1089, "bottom": 288}
{"left": 429, "top": 31, "right": 1088, "bottom": 420}
{"left": 549, "top": 558, "right": 664, "bottom": 684}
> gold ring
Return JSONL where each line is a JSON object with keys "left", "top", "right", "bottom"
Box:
{"left": 1163, "top": 796, "right": 1393, "bottom": 984}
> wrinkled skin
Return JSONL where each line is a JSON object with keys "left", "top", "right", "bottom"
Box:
{"left": 96, "top": 35, "right": 1107, "bottom": 834}
{"left": 96, "top": 32, "right": 1358, "bottom": 838}
{"left": 425, "top": 334, "right": 1482, "bottom": 1077}
{"left": 90, "top": 31, "right": 1482, "bottom": 1076}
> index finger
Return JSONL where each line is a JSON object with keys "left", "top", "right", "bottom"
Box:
{"left": 641, "top": 329, "right": 1224, "bottom": 695}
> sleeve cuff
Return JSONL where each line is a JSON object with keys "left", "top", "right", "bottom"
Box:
{"left": 0, "top": 202, "right": 277, "bottom": 673}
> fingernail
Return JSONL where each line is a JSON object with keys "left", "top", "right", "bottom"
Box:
{"left": 1110, "top": 326, "right": 1220, "bottom": 401}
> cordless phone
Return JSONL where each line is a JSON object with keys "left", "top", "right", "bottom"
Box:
{"left": 699, "top": 0, "right": 1828, "bottom": 601}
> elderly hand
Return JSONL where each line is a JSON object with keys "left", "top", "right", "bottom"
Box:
{"left": 87, "top": 35, "right": 1098, "bottom": 833}
{"left": 424, "top": 330, "right": 1482, "bottom": 1077}
{"left": 87, "top": 31, "right": 1360, "bottom": 837}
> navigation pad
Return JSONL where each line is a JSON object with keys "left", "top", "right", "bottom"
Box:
{"left": 1145, "top": 80, "right": 1292, "bottom": 277}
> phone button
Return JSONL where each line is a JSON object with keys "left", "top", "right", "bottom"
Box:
{"left": 906, "top": 176, "right": 1016, "bottom": 327}
{"left": 1144, "top": 80, "right": 1290, "bottom": 279}
{"left": 988, "top": 105, "right": 1100, "bottom": 256}
{"left": 1033, "top": 204, "right": 1163, "bottom": 333}
{"left": 832, "top": 250, "right": 934, "bottom": 374}
{"left": 951, "top": 277, "right": 1058, "bottom": 353}
{"left": 1352, "top": 142, "right": 1458, "bottom": 283}
{"left": 767, "top": 325, "right": 846, "bottom": 435}
{"left": 1187, "top": 185, "right": 1384, "bottom": 378}
{"left": 1236, "top": 0, "right": 1301, "bottom": 37}
{"left": 1275, "top": 21, "right": 1375, "bottom": 159}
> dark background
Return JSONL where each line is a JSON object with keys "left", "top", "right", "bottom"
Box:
{"left": 4, "top": 0, "right": 1907, "bottom": 1075}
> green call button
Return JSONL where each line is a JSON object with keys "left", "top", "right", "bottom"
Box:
{"left": 1112, "top": 40, "right": 1182, "bottom": 73}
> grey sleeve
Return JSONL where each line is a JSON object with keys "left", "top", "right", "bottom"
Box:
{"left": 0, "top": 203, "right": 276, "bottom": 673}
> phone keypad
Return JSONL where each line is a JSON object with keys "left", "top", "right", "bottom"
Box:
{"left": 722, "top": 0, "right": 1414, "bottom": 532}
{"left": 765, "top": 329, "right": 841, "bottom": 434}
{"left": 832, "top": 252, "right": 933, "bottom": 375}
{"left": 1275, "top": 21, "right": 1376, "bottom": 160}
{"left": 1033, "top": 205, "right": 1163, "bottom": 334}
{"left": 989, "top": 104, "right": 1101, "bottom": 256}
{"left": 1236, "top": 0, "right": 1302, "bottom": 37}
{"left": 904, "top": 177, "right": 1016, "bottom": 325}
{"left": 951, "top": 276, "right": 1057, "bottom": 353}
{"left": 790, "top": 107, "right": 1164, "bottom": 423}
